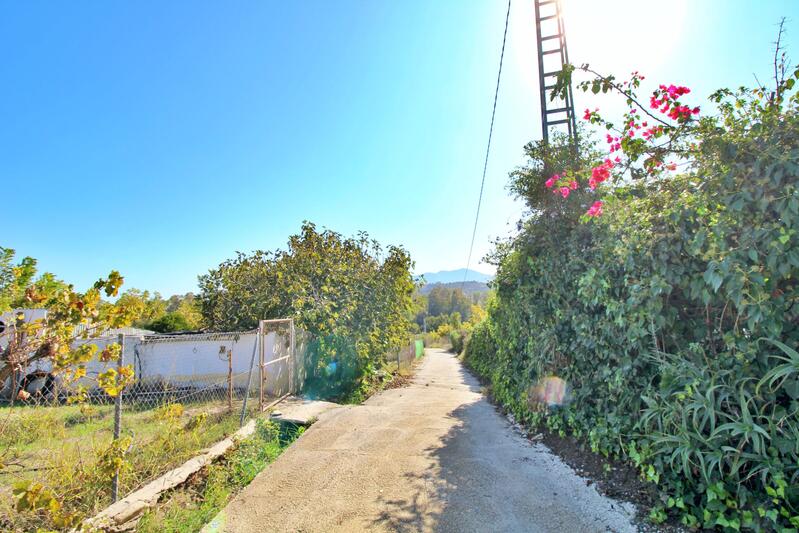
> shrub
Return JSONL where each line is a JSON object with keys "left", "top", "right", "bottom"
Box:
{"left": 198, "top": 222, "right": 416, "bottom": 398}
{"left": 465, "top": 65, "right": 799, "bottom": 530}
{"left": 449, "top": 330, "right": 465, "bottom": 354}
{"left": 146, "top": 312, "right": 192, "bottom": 333}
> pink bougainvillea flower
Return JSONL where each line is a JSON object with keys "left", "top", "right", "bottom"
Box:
{"left": 667, "top": 104, "right": 694, "bottom": 120}
{"left": 586, "top": 201, "right": 603, "bottom": 217}
{"left": 559, "top": 187, "right": 571, "bottom": 198}
{"left": 545, "top": 174, "right": 559, "bottom": 188}
{"left": 583, "top": 107, "right": 599, "bottom": 121}
{"left": 569, "top": 180, "right": 578, "bottom": 190}
{"left": 665, "top": 162, "right": 677, "bottom": 171}
{"left": 650, "top": 95, "right": 661, "bottom": 108}
{"left": 588, "top": 159, "right": 614, "bottom": 190}
{"left": 660, "top": 84, "right": 690, "bottom": 100}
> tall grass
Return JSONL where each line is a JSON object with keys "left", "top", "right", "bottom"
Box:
{"left": 0, "top": 402, "right": 256, "bottom": 532}
{"left": 137, "top": 419, "right": 304, "bottom": 533}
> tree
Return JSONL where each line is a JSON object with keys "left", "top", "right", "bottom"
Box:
{"left": 198, "top": 222, "right": 416, "bottom": 396}
{"left": 425, "top": 285, "right": 472, "bottom": 322}
{"left": 0, "top": 248, "right": 137, "bottom": 400}
{"left": 174, "top": 295, "right": 203, "bottom": 329}
{"left": 112, "top": 289, "right": 166, "bottom": 327}
{"left": 0, "top": 249, "right": 71, "bottom": 313}
{"left": 147, "top": 312, "right": 192, "bottom": 333}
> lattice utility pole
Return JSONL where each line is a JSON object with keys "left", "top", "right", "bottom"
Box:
{"left": 534, "top": 0, "right": 577, "bottom": 146}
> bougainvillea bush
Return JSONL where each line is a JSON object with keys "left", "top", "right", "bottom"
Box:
{"left": 465, "top": 61, "right": 799, "bottom": 531}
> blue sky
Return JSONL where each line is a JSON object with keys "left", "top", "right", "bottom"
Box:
{"left": 2, "top": 0, "right": 797, "bottom": 295}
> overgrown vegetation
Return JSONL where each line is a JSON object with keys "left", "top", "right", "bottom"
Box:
{"left": 1, "top": 221, "right": 415, "bottom": 529}
{"left": 0, "top": 248, "right": 135, "bottom": 400}
{"left": 199, "top": 222, "right": 416, "bottom": 400}
{"left": 114, "top": 289, "right": 203, "bottom": 332}
{"left": 465, "top": 48, "right": 799, "bottom": 530}
{"left": 137, "top": 419, "right": 303, "bottom": 533}
{"left": 410, "top": 284, "right": 488, "bottom": 351}
{"left": 1, "top": 401, "right": 252, "bottom": 531}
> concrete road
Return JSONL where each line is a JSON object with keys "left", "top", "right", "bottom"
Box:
{"left": 208, "top": 349, "right": 638, "bottom": 533}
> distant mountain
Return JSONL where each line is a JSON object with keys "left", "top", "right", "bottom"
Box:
{"left": 419, "top": 281, "right": 490, "bottom": 296}
{"left": 420, "top": 269, "right": 493, "bottom": 284}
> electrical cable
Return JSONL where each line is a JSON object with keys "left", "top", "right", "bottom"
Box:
{"left": 463, "top": 0, "right": 512, "bottom": 287}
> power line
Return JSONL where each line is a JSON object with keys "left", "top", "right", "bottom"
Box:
{"left": 463, "top": 0, "right": 511, "bottom": 286}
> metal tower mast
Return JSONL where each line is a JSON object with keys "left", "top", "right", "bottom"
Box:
{"left": 534, "top": 0, "right": 577, "bottom": 146}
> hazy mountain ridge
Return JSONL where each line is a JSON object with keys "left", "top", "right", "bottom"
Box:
{"left": 419, "top": 281, "right": 490, "bottom": 296}
{"left": 419, "top": 268, "right": 493, "bottom": 284}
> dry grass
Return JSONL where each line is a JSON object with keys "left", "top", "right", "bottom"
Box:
{"left": 0, "top": 401, "right": 257, "bottom": 532}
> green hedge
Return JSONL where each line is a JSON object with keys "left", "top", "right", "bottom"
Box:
{"left": 449, "top": 330, "right": 465, "bottom": 354}
{"left": 465, "top": 92, "right": 799, "bottom": 530}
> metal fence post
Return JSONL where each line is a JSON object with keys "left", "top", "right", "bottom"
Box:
{"left": 258, "top": 320, "right": 265, "bottom": 412}
{"left": 240, "top": 332, "right": 259, "bottom": 427}
{"left": 227, "top": 348, "right": 233, "bottom": 410}
{"left": 112, "top": 333, "right": 124, "bottom": 502}
{"left": 289, "top": 319, "right": 295, "bottom": 395}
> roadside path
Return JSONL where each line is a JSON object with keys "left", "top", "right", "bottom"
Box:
{"left": 208, "top": 349, "right": 638, "bottom": 532}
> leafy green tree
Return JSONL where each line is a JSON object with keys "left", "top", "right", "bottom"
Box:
{"left": 174, "top": 295, "right": 203, "bottom": 329}
{"left": 147, "top": 312, "right": 192, "bottom": 333}
{"left": 112, "top": 289, "right": 166, "bottom": 327}
{"left": 410, "top": 293, "right": 428, "bottom": 330}
{"left": 0, "top": 248, "right": 70, "bottom": 312}
{"left": 0, "top": 248, "right": 137, "bottom": 397}
{"left": 426, "top": 285, "right": 472, "bottom": 321}
{"left": 198, "top": 222, "right": 415, "bottom": 397}
{"left": 0, "top": 248, "right": 36, "bottom": 311}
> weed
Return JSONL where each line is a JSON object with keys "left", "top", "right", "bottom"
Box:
{"left": 137, "top": 420, "right": 303, "bottom": 533}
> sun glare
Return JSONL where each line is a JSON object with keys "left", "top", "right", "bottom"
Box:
{"left": 564, "top": 0, "right": 688, "bottom": 71}
{"left": 512, "top": 0, "right": 688, "bottom": 92}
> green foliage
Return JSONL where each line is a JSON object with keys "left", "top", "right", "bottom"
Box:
{"left": 507, "top": 126, "right": 602, "bottom": 214}
{"left": 426, "top": 285, "right": 473, "bottom": 320}
{"left": 198, "top": 222, "right": 416, "bottom": 398}
{"left": 0, "top": 248, "right": 138, "bottom": 401}
{"left": 1, "top": 403, "right": 251, "bottom": 532}
{"left": 147, "top": 312, "right": 193, "bottom": 333}
{"left": 465, "top": 74, "right": 799, "bottom": 530}
{"left": 113, "top": 289, "right": 203, "bottom": 332}
{"left": 424, "top": 312, "right": 462, "bottom": 333}
{"left": 0, "top": 248, "right": 70, "bottom": 312}
{"left": 137, "top": 419, "right": 303, "bottom": 533}
{"left": 449, "top": 330, "right": 464, "bottom": 354}
{"left": 302, "top": 334, "right": 360, "bottom": 400}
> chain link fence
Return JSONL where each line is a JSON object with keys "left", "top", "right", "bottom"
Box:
{"left": 0, "top": 319, "right": 303, "bottom": 531}
{"left": 0, "top": 320, "right": 422, "bottom": 530}
{"left": 387, "top": 339, "right": 424, "bottom": 375}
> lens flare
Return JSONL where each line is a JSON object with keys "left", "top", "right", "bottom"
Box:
{"left": 528, "top": 376, "right": 570, "bottom": 407}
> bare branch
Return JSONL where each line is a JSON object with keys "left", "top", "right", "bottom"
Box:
{"left": 773, "top": 17, "right": 788, "bottom": 103}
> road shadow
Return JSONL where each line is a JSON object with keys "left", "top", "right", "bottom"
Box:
{"left": 370, "top": 354, "right": 635, "bottom": 533}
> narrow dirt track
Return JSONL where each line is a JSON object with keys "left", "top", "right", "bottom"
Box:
{"left": 207, "top": 349, "right": 638, "bottom": 532}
